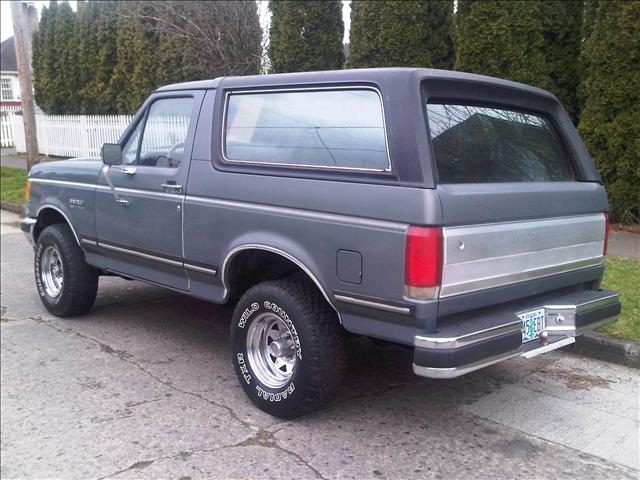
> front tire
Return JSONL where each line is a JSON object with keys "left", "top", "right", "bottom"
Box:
{"left": 35, "top": 224, "right": 99, "bottom": 317}
{"left": 231, "top": 278, "right": 346, "bottom": 418}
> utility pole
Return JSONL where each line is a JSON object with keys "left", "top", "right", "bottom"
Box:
{"left": 10, "top": 1, "right": 39, "bottom": 169}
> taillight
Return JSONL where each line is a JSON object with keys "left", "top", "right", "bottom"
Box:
{"left": 404, "top": 226, "right": 442, "bottom": 300}
{"left": 25, "top": 179, "right": 30, "bottom": 202}
{"left": 603, "top": 213, "right": 609, "bottom": 256}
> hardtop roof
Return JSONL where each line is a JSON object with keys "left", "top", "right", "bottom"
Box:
{"left": 153, "top": 67, "right": 555, "bottom": 100}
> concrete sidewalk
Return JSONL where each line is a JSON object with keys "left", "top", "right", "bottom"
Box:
{"left": 609, "top": 231, "right": 640, "bottom": 259}
{"left": 0, "top": 150, "right": 68, "bottom": 170}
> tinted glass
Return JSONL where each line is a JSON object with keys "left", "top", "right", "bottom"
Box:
{"left": 225, "top": 89, "right": 389, "bottom": 171}
{"left": 426, "top": 103, "right": 573, "bottom": 183}
{"left": 135, "top": 97, "right": 193, "bottom": 168}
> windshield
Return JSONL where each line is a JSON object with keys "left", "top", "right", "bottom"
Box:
{"left": 426, "top": 103, "right": 574, "bottom": 183}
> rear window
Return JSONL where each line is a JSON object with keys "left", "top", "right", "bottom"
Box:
{"left": 426, "top": 103, "right": 573, "bottom": 183}
{"left": 224, "top": 89, "right": 390, "bottom": 171}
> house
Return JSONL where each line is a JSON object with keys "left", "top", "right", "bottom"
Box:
{"left": 0, "top": 36, "right": 21, "bottom": 112}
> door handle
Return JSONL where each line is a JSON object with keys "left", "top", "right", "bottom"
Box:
{"left": 120, "top": 167, "right": 137, "bottom": 175}
{"left": 116, "top": 198, "right": 130, "bottom": 207}
{"left": 161, "top": 183, "right": 183, "bottom": 194}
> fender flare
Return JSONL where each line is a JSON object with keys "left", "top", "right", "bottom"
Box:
{"left": 221, "top": 243, "right": 341, "bottom": 322}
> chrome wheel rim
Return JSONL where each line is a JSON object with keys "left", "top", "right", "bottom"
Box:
{"left": 41, "top": 246, "right": 64, "bottom": 298}
{"left": 246, "top": 312, "right": 297, "bottom": 389}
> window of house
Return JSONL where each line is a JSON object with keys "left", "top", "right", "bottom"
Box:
{"left": 224, "top": 89, "right": 390, "bottom": 171}
{"left": 1, "top": 78, "right": 14, "bottom": 101}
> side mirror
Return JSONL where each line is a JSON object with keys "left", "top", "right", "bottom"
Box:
{"left": 101, "top": 143, "right": 122, "bottom": 165}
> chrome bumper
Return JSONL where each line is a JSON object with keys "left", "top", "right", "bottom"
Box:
{"left": 413, "top": 290, "right": 620, "bottom": 379}
{"left": 21, "top": 217, "right": 37, "bottom": 247}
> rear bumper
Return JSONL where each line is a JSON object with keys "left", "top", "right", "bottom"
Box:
{"left": 413, "top": 289, "right": 620, "bottom": 379}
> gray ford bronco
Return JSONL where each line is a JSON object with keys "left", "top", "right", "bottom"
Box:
{"left": 22, "top": 68, "right": 620, "bottom": 417}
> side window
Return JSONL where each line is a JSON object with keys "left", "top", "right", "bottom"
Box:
{"left": 128, "top": 97, "right": 194, "bottom": 168}
{"left": 122, "top": 119, "right": 143, "bottom": 165}
{"left": 224, "top": 89, "right": 390, "bottom": 171}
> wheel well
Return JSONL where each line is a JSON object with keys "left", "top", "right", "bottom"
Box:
{"left": 225, "top": 249, "right": 331, "bottom": 309}
{"left": 33, "top": 208, "right": 68, "bottom": 243}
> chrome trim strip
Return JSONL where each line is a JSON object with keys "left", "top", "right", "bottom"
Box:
{"left": 334, "top": 294, "right": 411, "bottom": 315}
{"left": 221, "top": 244, "right": 341, "bottom": 323}
{"left": 35, "top": 205, "right": 83, "bottom": 247}
{"left": 30, "top": 178, "right": 96, "bottom": 189}
{"left": 185, "top": 195, "right": 406, "bottom": 232}
{"left": 575, "top": 294, "right": 620, "bottom": 313}
{"left": 184, "top": 263, "right": 217, "bottom": 275}
{"left": 441, "top": 214, "right": 607, "bottom": 298}
{"left": 413, "top": 350, "right": 521, "bottom": 379}
{"left": 440, "top": 257, "right": 604, "bottom": 298}
{"left": 98, "top": 242, "right": 183, "bottom": 268}
{"left": 576, "top": 315, "right": 619, "bottom": 334}
{"left": 521, "top": 337, "right": 575, "bottom": 358}
{"left": 221, "top": 86, "right": 392, "bottom": 173}
{"left": 81, "top": 239, "right": 98, "bottom": 247}
{"left": 95, "top": 184, "right": 184, "bottom": 201}
{"left": 414, "top": 321, "right": 521, "bottom": 350}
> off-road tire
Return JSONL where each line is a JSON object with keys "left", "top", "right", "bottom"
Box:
{"left": 35, "top": 224, "right": 99, "bottom": 316}
{"left": 230, "top": 278, "right": 346, "bottom": 418}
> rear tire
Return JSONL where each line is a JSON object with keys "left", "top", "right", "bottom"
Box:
{"left": 35, "top": 224, "right": 99, "bottom": 317}
{"left": 230, "top": 278, "right": 346, "bottom": 418}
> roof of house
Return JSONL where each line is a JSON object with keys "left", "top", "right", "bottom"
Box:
{"left": 1, "top": 37, "right": 18, "bottom": 72}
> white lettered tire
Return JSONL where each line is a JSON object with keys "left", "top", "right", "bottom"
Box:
{"left": 35, "top": 224, "right": 99, "bottom": 316}
{"left": 231, "top": 278, "right": 346, "bottom": 417}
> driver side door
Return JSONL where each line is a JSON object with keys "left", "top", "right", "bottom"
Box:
{"left": 95, "top": 91, "right": 204, "bottom": 290}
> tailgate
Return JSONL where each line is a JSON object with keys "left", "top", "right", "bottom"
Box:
{"left": 441, "top": 213, "right": 606, "bottom": 298}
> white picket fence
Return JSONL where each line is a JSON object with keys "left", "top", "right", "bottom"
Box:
{"left": 11, "top": 113, "right": 133, "bottom": 157}
{"left": 1, "top": 111, "right": 17, "bottom": 147}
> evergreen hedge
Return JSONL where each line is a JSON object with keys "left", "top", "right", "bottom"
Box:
{"left": 579, "top": 1, "right": 639, "bottom": 221}
{"left": 348, "top": 0, "right": 454, "bottom": 69}
{"left": 32, "top": 1, "right": 261, "bottom": 115}
{"left": 268, "top": 0, "right": 344, "bottom": 73}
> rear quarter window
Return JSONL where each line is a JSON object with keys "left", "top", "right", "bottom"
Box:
{"left": 223, "top": 88, "right": 390, "bottom": 172}
{"left": 426, "top": 103, "right": 573, "bottom": 183}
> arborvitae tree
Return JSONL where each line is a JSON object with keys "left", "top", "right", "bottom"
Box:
{"left": 93, "top": 1, "right": 118, "bottom": 114}
{"left": 348, "top": 0, "right": 454, "bottom": 69}
{"left": 33, "top": 1, "right": 262, "bottom": 114}
{"left": 268, "top": 0, "right": 344, "bottom": 73}
{"left": 33, "top": 2, "right": 60, "bottom": 113}
{"left": 51, "top": 1, "right": 77, "bottom": 114}
{"left": 32, "top": 4, "right": 52, "bottom": 111}
{"left": 455, "top": 1, "right": 551, "bottom": 90}
{"left": 578, "top": 1, "right": 640, "bottom": 222}
{"left": 582, "top": 0, "right": 599, "bottom": 41}
{"left": 75, "top": 1, "right": 100, "bottom": 114}
{"left": 110, "top": 2, "right": 161, "bottom": 114}
{"left": 540, "top": 1, "right": 583, "bottom": 122}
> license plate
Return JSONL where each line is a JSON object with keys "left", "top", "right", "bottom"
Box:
{"left": 518, "top": 308, "right": 545, "bottom": 343}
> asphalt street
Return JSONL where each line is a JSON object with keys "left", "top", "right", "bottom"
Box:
{"left": 1, "top": 210, "right": 639, "bottom": 479}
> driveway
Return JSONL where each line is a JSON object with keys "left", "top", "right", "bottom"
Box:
{"left": 1, "top": 210, "right": 638, "bottom": 479}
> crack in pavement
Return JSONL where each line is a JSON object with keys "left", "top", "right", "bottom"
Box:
{"left": 97, "top": 432, "right": 328, "bottom": 480}
{"left": 36, "top": 317, "right": 328, "bottom": 480}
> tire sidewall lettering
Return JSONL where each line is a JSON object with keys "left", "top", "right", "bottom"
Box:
{"left": 234, "top": 297, "right": 303, "bottom": 403}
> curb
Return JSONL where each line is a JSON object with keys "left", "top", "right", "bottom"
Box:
{"left": 567, "top": 332, "right": 640, "bottom": 369}
{"left": 0, "top": 201, "right": 25, "bottom": 215}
